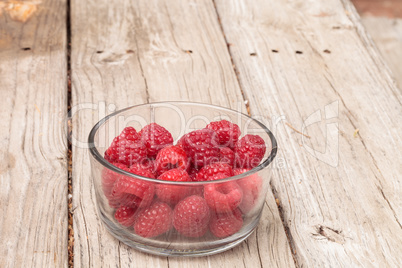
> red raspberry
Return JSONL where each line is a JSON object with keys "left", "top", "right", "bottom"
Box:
{"left": 209, "top": 208, "right": 243, "bottom": 238}
{"left": 102, "top": 162, "right": 129, "bottom": 199}
{"left": 155, "top": 169, "right": 191, "bottom": 205}
{"left": 234, "top": 134, "right": 266, "bottom": 168}
{"left": 110, "top": 176, "right": 154, "bottom": 208}
{"left": 175, "top": 135, "right": 186, "bottom": 149}
{"left": 234, "top": 168, "right": 263, "bottom": 214}
{"left": 204, "top": 181, "right": 243, "bottom": 213}
{"left": 139, "top": 123, "right": 173, "bottom": 158}
{"left": 155, "top": 145, "right": 189, "bottom": 176}
{"left": 114, "top": 206, "right": 138, "bottom": 227}
{"left": 233, "top": 168, "right": 249, "bottom": 176}
{"left": 173, "top": 195, "right": 210, "bottom": 237}
{"left": 133, "top": 158, "right": 156, "bottom": 175}
{"left": 134, "top": 201, "right": 173, "bottom": 238}
{"left": 188, "top": 166, "right": 199, "bottom": 181}
{"left": 187, "top": 185, "right": 204, "bottom": 197}
{"left": 128, "top": 163, "right": 155, "bottom": 179}
{"left": 181, "top": 129, "right": 220, "bottom": 168}
{"left": 105, "top": 127, "right": 147, "bottom": 166}
{"left": 219, "top": 147, "right": 235, "bottom": 167}
{"left": 196, "top": 162, "right": 233, "bottom": 181}
{"left": 206, "top": 120, "right": 241, "bottom": 149}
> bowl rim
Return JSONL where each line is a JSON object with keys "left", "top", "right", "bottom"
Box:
{"left": 88, "top": 101, "right": 278, "bottom": 185}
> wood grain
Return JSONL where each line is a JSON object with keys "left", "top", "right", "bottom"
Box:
{"left": 362, "top": 17, "right": 402, "bottom": 89}
{"left": 215, "top": 0, "right": 402, "bottom": 266}
{"left": 70, "top": 0, "right": 294, "bottom": 267}
{"left": 0, "top": 0, "right": 68, "bottom": 267}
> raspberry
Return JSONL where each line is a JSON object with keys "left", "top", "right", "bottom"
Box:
{"left": 128, "top": 163, "right": 156, "bottom": 179}
{"left": 187, "top": 185, "right": 204, "bottom": 197}
{"left": 234, "top": 134, "right": 266, "bottom": 168}
{"left": 175, "top": 135, "right": 186, "bottom": 149}
{"left": 102, "top": 162, "right": 129, "bottom": 199}
{"left": 155, "top": 169, "right": 191, "bottom": 205}
{"left": 196, "top": 162, "right": 233, "bottom": 182}
{"left": 114, "top": 206, "right": 138, "bottom": 227}
{"left": 206, "top": 120, "right": 241, "bottom": 149}
{"left": 173, "top": 195, "right": 210, "bottom": 237}
{"left": 105, "top": 127, "right": 147, "bottom": 166}
{"left": 233, "top": 168, "right": 249, "bottom": 176}
{"left": 110, "top": 176, "right": 154, "bottom": 208}
{"left": 209, "top": 208, "right": 243, "bottom": 238}
{"left": 234, "top": 168, "right": 263, "bottom": 214}
{"left": 155, "top": 145, "right": 189, "bottom": 176}
{"left": 133, "top": 158, "right": 156, "bottom": 175}
{"left": 134, "top": 201, "right": 173, "bottom": 238}
{"left": 188, "top": 166, "right": 199, "bottom": 181}
{"left": 219, "top": 147, "right": 235, "bottom": 167}
{"left": 139, "top": 123, "right": 173, "bottom": 158}
{"left": 181, "top": 129, "right": 220, "bottom": 168}
{"left": 204, "top": 181, "right": 243, "bottom": 213}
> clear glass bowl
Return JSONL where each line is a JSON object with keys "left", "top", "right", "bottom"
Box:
{"left": 88, "top": 102, "right": 277, "bottom": 256}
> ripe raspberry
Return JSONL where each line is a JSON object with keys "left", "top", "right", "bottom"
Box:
{"left": 175, "top": 135, "right": 186, "bottom": 149}
{"left": 114, "top": 206, "right": 138, "bottom": 227}
{"left": 219, "top": 147, "right": 235, "bottom": 167}
{"left": 129, "top": 162, "right": 156, "bottom": 179}
{"left": 155, "top": 145, "right": 189, "bottom": 176}
{"left": 234, "top": 134, "right": 266, "bottom": 168}
{"left": 134, "top": 201, "right": 173, "bottom": 238}
{"left": 181, "top": 129, "right": 220, "bottom": 168}
{"left": 206, "top": 120, "right": 241, "bottom": 148}
{"left": 187, "top": 185, "right": 204, "bottom": 197}
{"left": 102, "top": 162, "right": 129, "bottom": 199}
{"left": 139, "top": 123, "right": 173, "bottom": 158}
{"left": 204, "top": 181, "right": 243, "bottom": 213}
{"left": 233, "top": 168, "right": 249, "bottom": 176}
{"left": 133, "top": 158, "right": 156, "bottom": 175}
{"left": 234, "top": 168, "right": 263, "bottom": 214}
{"left": 209, "top": 208, "right": 243, "bottom": 238}
{"left": 173, "top": 195, "right": 210, "bottom": 237}
{"left": 196, "top": 162, "right": 233, "bottom": 182}
{"left": 110, "top": 176, "right": 154, "bottom": 208}
{"left": 188, "top": 166, "right": 199, "bottom": 181}
{"left": 155, "top": 169, "right": 191, "bottom": 205}
{"left": 105, "top": 127, "right": 147, "bottom": 166}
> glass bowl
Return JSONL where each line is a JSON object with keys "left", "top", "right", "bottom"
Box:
{"left": 88, "top": 102, "right": 277, "bottom": 256}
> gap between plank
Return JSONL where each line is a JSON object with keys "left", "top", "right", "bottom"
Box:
{"left": 211, "top": 0, "right": 251, "bottom": 116}
{"left": 66, "top": 0, "right": 73, "bottom": 267}
{"left": 211, "top": 1, "right": 299, "bottom": 266}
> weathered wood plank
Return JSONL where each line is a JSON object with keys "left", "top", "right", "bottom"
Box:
{"left": 215, "top": 0, "right": 402, "bottom": 266}
{"left": 71, "top": 0, "right": 294, "bottom": 267}
{"left": 361, "top": 17, "right": 402, "bottom": 89}
{"left": 0, "top": 1, "right": 68, "bottom": 267}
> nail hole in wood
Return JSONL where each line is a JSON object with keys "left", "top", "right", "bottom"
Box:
{"left": 296, "top": 50, "right": 303, "bottom": 54}
{"left": 271, "top": 49, "right": 279, "bottom": 53}
{"left": 126, "top": 49, "right": 134, "bottom": 54}
{"left": 249, "top": 52, "right": 257, "bottom": 56}
{"left": 323, "top": 49, "right": 331, "bottom": 54}
{"left": 96, "top": 50, "right": 103, "bottom": 54}
{"left": 184, "top": 50, "right": 193, "bottom": 54}
{"left": 22, "top": 47, "right": 31, "bottom": 51}
{"left": 332, "top": 26, "right": 341, "bottom": 30}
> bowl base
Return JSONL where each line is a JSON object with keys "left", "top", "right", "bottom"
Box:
{"left": 99, "top": 208, "right": 260, "bottom": 257}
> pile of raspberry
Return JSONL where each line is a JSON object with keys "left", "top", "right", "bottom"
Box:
{"left": 102, "top": 120, "right": 267, "bottom": 239}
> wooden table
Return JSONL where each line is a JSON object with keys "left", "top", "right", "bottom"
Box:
{"left": 1, "top": 0, "right": 401, "bottom": 267}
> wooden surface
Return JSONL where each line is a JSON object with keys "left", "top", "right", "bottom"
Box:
{"left": 0, "top": 0, "right": 68, "bottom": 267}
{"left": 2, "top": 0, "right": 402, "bottom": 267}
{"left": 70, "top": 0, "right": 294, "bottom": 267}
{"left": 215, "top": 0, "right": 402, "bottom": 266}
{"left": 361, "top": 17, "right": 402, "bottom": 89}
